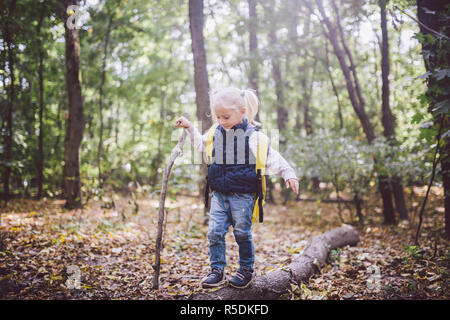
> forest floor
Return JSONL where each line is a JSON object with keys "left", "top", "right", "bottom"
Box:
{"left": 0, "top": 185, "right": 448, "bottom": 300}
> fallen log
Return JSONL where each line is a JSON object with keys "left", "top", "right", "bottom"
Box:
{"left": 295, "top": 197, "right": 362, "bottom": 204}
{"left": 189, "top": 225, "right": 359, "bottom": 300}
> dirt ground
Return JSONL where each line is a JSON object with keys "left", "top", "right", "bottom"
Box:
{"left": 0, "top": 186, "right": 448, "bottom": 300}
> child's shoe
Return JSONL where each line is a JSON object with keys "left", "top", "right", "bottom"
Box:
{"left": 229, "top": 268, "right": 255, "bottom": 289}
{"left": 201, "top": 267, "right": 227, "bottom": 288}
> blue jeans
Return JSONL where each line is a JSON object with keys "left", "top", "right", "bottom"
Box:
{"left": 207, "top": 191, "right": 255, "bottom": 270}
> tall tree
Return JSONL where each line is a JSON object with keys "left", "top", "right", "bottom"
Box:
{"left": 1, "top": 0, "right": 16, "bottom": 205}
{"left": 248, "top": 0, "right": 259, "bottom": 97}
{"left": 324, "top": 42, "right": 344, "bottom": 130}
{"left": 270, "top": 29, "right": 288, "bottom": 131}
{"left": 292, "top": 7, "right": 316, "bottom": 136}
{"left": 262, "top": 3, "right": 288, "bottom": 132}
{"left": 189, "top": 0, "right": 212, "bottom": 208}
{"left": 288, "top": 3, "right": 320, "bottom": 189}
{"left": 247, "top": 0, "right": 276, "bottom": 203}
{"left": 63, "top": 0, "right": 84, "bottom": 209}
{"left": 248, "top": 0, "right": 261, "bottom": 122}
{"left": 309, "top": 0, "right": 396, "bottom": 224}
{"left": 97, "top": 10, "right": 115, "bottom": 189}
{"left": 189, "top": 0, "right": 212, "bottom": 134}
{"left": 379, "top": 0, "right": 408, "bottom": 220}
{"left": 416, "top": 0, "right": 450, "bottom": 238}
{"left": 36, "top": 0, "right": 47, "bottom": 199}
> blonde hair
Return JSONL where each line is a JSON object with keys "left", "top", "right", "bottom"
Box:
{"left": 210, "top": 87, "right": 260, "bottom": 126}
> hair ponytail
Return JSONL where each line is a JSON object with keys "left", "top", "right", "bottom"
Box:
{"left": 210, "top": 87, "right": 261, "bottom": 127}
{"left": 241, "top": 89, "right": 261, "bottom": 127}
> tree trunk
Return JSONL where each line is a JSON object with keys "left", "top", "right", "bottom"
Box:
{"left": 290, "top": 6, "right": 319, "bottom": 189}
{"left": 442, "top": 130, "right": 450, "bottom": 239}
{"left": 286, "top": 4, "right": 318, "bottom": 192}
{"left": 265, "top": 5, "right": 291, "bottom": 201}
{"left": 189, "top": 225, "right": 359, "bottom": 300}
{"left": 330, "top": 0, "right": 367, "bottom": 124}
{"left": 324, "top": 42, "right": 344, "bottom": 130}
{"left": 391, "top": 177, "right": 408, "bottom": 220}
{"left": 36, "top": 0, "right": 46, "bottom": 199}
{"left": 354, "top": 195, "right": 364, "bottom": 224}
{"left": 151, "top": 91, "right": 166, "bottom": 186}
{"left": 189, "top": 0, "right": 212, "bottom": 217}
{"left": 302, "top": 68, "right": 315, "bottom": 136}
{"left": 311, "top": 0, "right": 396, "bottom": 224}
{"left": 380, "top": 0, "right": 409, "bottom": 221}
{"left": 268, "top": 28, "right": 288, "bottom": 132}
{"left": 260, "top": 2, "right": 287, "bottom": 131}
{"left": 2, "top": 0, "right": 16, "bottom": 205}
{"left": 248, "top": 0, "right": 258, "bottom": 94}
{"left": 63, "top": 0, "right": 84, "bottom": 209}
{"left": 97, "top": 13, "right": 114, "bottom": 189}
{"left": 380, "top": 0, "right": 394, "bottom": 140}
{"left": 248, "top": 0, "right": 260, "bottom": 123}
{"left": 315, "top": 0, "right": 374, "bottom": 141}
{"left": 247, "top": 0, "right": 274, "bottom": 203}
{"left": 298, "top": 16, "right": 316, "bottom": 136}
{"left": 189, "top": 0, "right": 212, "bottom": 134}
{"left": 416, "top": 0, "right": 450, "bottom": 239}
{"left": 208, "top": 8, "right": 233, "bottom": 84}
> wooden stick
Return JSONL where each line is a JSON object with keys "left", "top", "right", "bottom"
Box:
{"left": 152, "top": 113, "right": 189, "bottom": 290}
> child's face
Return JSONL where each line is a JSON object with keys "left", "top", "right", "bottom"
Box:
{"left": 214, "top": 105, "right": 246, "bottom": 131}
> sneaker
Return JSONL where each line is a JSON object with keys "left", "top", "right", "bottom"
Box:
{"left": 201, "top": 268, "right": 227, "bottom": 288}
{"left": 229, "top": 268, "right": 255, "bottom": 289}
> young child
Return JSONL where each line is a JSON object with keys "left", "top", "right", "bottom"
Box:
{"left": 175, "top": 87, "right": 299, "bottom": 289}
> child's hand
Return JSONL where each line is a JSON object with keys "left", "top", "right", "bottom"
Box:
{"left": 174, "top": 116, "right": 191, "bottom": 128}
{"left": 285, "top": 178, "right": 299, "bottom": 195}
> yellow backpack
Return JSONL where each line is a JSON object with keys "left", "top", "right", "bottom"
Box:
{"left": 204, "top": 123, "right": 269, "bottom": 223}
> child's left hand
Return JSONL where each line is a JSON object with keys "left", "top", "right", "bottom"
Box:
{"left": 285, "top": 178, "right": 299, "bottom": 195}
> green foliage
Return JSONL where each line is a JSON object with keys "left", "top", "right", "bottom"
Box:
{"left": 96, "top": 219, "right": 122, "bottom": 233}
{"left": 285, "top": 129, "right": 432, "bottom": 199}
{"left": 402, "top": 243, "right": 422, "bottom": 259}
{"left": 0, "top": 0, "right": 437, "bottom": 202}
{"left": 413, "top": 3, "right": 450, "bottom": 134}
{"left": 328, "top": 248, "right": 341, "bottom": 263}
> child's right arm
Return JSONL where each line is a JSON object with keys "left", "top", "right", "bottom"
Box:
{"left": 174, "top": 116, "right": 206, "bottom": 152}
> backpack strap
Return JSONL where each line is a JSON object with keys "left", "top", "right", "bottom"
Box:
{"left": 204, "top": 123, "right": 219, "bottom": 208}
{"left": 252, "top": 131, "right": 269, "bottom": 223}
{"left": 205, "top": 123, "right": 219, "bottom": 164}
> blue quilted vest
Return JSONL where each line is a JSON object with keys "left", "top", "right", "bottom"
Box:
{"left": 206, "top": 118, "right": 259, "bottom": 194}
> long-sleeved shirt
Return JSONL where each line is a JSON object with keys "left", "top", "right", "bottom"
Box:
{"left": 187, "top": 124, "right": 298, "bottom": 181}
